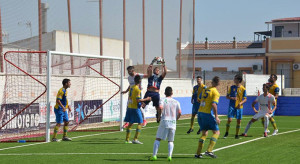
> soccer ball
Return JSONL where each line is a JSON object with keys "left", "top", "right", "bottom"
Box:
{"left": 155, "top": 57, "right": 164, "bottom": 65}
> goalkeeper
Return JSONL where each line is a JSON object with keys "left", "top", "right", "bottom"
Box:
{"left": 143, "top": 57, "right": 167, "bottom": 123}
{"left": 52, "top": 79, "right": 72, "bottom": 142}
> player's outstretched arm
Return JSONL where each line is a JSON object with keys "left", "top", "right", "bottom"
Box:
{"left": 161, "top": 64, "right": 167, "bottom": 78}
{"left": 271, "top": 101, "right": 277, "bottom": 113}
{"left": 122, "top": 86, "right": 130, "bottom": 94}
{"left": 251, "top": 101, "right": 258, "bottom": 113}
{"left": 147, "top": 65, "right": 153, "bottom": 77}
{"left": 137, "top": 97, "right": 152, "bottom": 103}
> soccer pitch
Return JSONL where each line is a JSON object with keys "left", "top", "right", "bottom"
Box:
{"left": 0, "top": 116, "right": 299, "bottom": 164}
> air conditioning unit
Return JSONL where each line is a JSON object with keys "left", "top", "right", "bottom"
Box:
{"left": 252, "top": 64, "right": 262, "bottom": 71}
{"left": 293, "top": 63, "right": 300, "bottom": 70}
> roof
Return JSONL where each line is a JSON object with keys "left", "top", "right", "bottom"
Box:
{"left": 272, "top": 17, "right": 300, "bottom": 22}
{"left": 182, "top": 42, "right": 263, "bottom": 50}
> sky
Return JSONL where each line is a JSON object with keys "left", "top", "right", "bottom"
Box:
{"left": 1, "top": 0, "right": 300, "bottom": 70}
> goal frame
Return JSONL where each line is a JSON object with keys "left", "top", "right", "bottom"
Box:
{"left": 46, "top": 51, "right": 124, "bottom": 142}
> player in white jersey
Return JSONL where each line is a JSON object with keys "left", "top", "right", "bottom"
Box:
{"left": 122, "top": 66, "right": 148, "bottom": 127}
{"left": 241, "top": 84, "right": 277, "bottom": 137}
{"left": 149, "top": 87, "right": 181, "bottom": 162}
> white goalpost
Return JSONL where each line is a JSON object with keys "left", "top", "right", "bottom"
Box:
{"left": 1, "top": 50, "right": 124, "bottom": 143}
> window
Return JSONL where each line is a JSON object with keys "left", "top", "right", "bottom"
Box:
{"left": 213, "top": 67, "right": 227, "bottom": 72}
{"left": 238, "top": 67, "right": 253, "bottom": 74}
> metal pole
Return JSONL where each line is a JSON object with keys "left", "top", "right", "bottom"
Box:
{"left": 161, "top": 0, "right": 164, "bottom": 58}
{"left": 192, "top": 0, "right": 195, "bottom": 79}
{"left": 142, "top": 0, "right": 146, "bottom": 74}
{"left": 67, "top": 0, "right": 74, "bottom": 74}
{"left": 46, "top": 51, "right": 52, "bottom": 142}
{"left": 123, "top": 0, "right": 126, "bottom": 76}
{"left": 119, "top": 60, "right": 124, "bottom": 131}
{"left": 38, "top": 0, "right": 43, "bottom": 74}
{"left": 179, "top": 0, "right": 182, "bottom": 78}
{"left": 99, "top": 0, "right": 103, "bottom": 74}
{"left": 0, "top": 7, "right": 3, "bottom": 72}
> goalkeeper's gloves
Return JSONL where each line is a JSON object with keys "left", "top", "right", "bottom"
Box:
{"left": 150, "top": 57, "right": 157, "bottom": 65}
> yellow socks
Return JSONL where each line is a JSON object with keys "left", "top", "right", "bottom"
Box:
{"left": 196, "top": 135, "right": 207, "bottom": 155}
{"left": 63, "top": 126, "right": 68, "bottom": 138}
{"left": 207, "top": 133, "right": 219, "bottom": 152}
{"left": 53, "top": 126, "right": 59, "bottom": 139}
{"left": 190, "top": 115, "right": 195, "bottom": 129}
{"left": 236, "top": 123, "right": 241, "bottom": 135}
{"left": 126, "top": 125, "right": 133, "bottom": 141}
{"left": 134, "top": 125, "right": 142, "bottom": 140}
{"left": 270, "top": 117, "right": 278, "bottom": 130}
{"left": 226, "top": 121, "right": 231, "bottom": 133}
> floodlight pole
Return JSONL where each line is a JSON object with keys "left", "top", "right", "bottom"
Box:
{"left": 0, "top": 7, "right": 3, "bottom": 72}
{"left": 123, "top": 0, "right": 126, "bottom": 76}
{"left": 192, "top": 0, "right": 195, "bottom": 79}
{"left": 178, "top": 0, "right": 182, "bottom": 78}
{"left": 38, "top": 0, "right": 43, "bottom": 74}
{"left": 161, "top": 0, "right": 164, "bottom": 58}
{"left": 142, "top": 0, "right": 146, "bottom": 74}
{"left": 67, "top": 0, "right": 74, "bottom": 74}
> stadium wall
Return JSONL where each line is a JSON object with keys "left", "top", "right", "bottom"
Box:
{"left": 173, "top": 96, "right": 300, "bottom": 116}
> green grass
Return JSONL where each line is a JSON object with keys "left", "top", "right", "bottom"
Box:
{"left": 0, "top": 115, "right": 299, "bottom": 164}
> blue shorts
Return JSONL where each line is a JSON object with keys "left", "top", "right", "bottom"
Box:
{"left": 198, "top": 112, "right": 219, "bottom": 131}
{"left": 228, "top": 106, "right": 243, "bottom": 120}
{"left": 192, "top": 103, "right": 200, "bottom": 115}
{"left": 124, "top": 108, "right": 143, "bottom": 124}
{"left": 54, "top": 108, "right": 69, "bottom": 124}
{"left": 144, "top": 91, "right": 160, "bottom": 107}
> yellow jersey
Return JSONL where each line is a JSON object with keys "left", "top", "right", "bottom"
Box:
{"left": 198, "top": 87, "right": 220, "bottom": 114}
{"left": 127, "top": 85, "right": 141, "bottom": 109}
{"left": 269, "top": 83, "right": 279, "bottom": 104}
{"left": 54, "top": 88, "right": 68, "bottom": 109}
{"left": 227, "top": 85, "right": 247, "bottom": 109}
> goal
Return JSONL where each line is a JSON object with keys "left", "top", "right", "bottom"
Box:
{"left": 0, "top": 51, "right": 124, "bottom": 142}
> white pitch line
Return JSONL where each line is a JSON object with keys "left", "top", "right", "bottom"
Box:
{"left": 214, "top": 128, "right": 300, "bottom": 152}
{"left": 0, "top": 128, "right": 299, "bottom": 156}
{"left": 0, "top": 152, "right": 194, "bottom": 156}
{"left": 0, "top": 117, "right": 203, "bottom": 152}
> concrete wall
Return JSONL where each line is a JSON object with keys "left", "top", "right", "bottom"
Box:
{"left": 272, "top": 23, "right": 300, "bottom": 37}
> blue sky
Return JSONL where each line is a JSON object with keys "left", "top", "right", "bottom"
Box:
{"left": 1, "top": 0, "right": 300, "bottom": 69}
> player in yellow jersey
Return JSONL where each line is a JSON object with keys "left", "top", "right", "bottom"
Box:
{"left": 261, "top": 74, "right": 279, "bottom": 135}
{"left": 124, "top": 75, "right": 151, "bottom": 144}
{"left": 223, "top": 74, "right": 247, "bottom": 139}
{"left": 195, "top": 76, "right": 220, "bottom": 159}
{"left": 52, "top": 79, "right": 72, "bottom": 142}
{"left": 187, "top": 76, "right": 206, "bottom": 134}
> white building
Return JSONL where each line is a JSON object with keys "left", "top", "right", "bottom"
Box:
{"left": 176, "top": 40, "right": 267, "bottom": 79}
{"left": 6, "top": 30, "right": 131, "bottom": 67}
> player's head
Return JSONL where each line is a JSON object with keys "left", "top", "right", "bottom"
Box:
{"left": 196, "top": 76, "right": 202, "bottom": 85}
{"left": 153, "top": 67, "right": 160, "bottom": 75}
{"left": 62, "top": 79, "right": 71, "bottom": 88}
{"left": 212, "top": 76, "right": 220, "bottom": 87}
{"left": 134, "top": 75, "right": 141, "bottom": 85}
{"left": 234, "top": 74, "right": 243, "bottom": 84}
{"left": 127, "top": 66, "right": 135, "bottom": 76}
{"left": 270, "top": 74, "right": 277, "bottom": 83}
{"left": 165, "top": 86, "right": 173, "bottom": 97}
{"left": 263, "top": 83, "right": 270, "bottom": 93}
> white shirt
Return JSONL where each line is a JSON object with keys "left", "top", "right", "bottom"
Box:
{"left": 255, "top": 93, "right": 275, "bottom": 112}
{"left": 159, "top": 97, "right": 181, "bottom": 129}
{"left": 128, "top": 73, "right": 144, "bottom": 87}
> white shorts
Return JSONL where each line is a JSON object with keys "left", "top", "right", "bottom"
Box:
{"left": 253, "top": 111, "right": 271, "bottom": 120}
{"left": 156, "top": 124, "right": 176, "bottom": 142}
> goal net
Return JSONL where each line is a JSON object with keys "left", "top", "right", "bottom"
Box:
{"left": 0, "top": 51, "right": 124, "bottom": 142}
